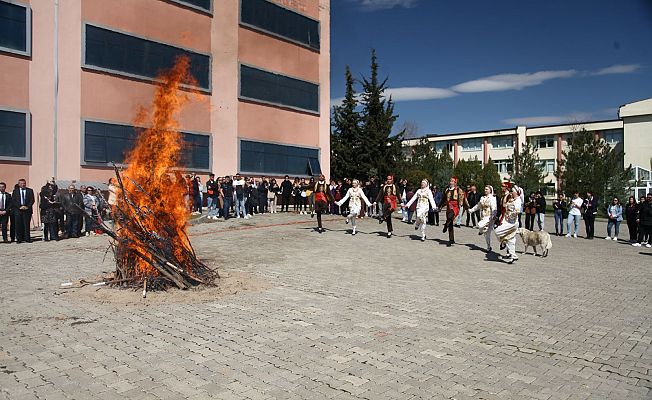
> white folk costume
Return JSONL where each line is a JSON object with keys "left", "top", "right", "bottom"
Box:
{"left": 336, "top": 186, "right": 372, "bottom": 235}
{"left": 405, "top": 187, "right": 437, "bottom": 241}
{"left": 468, "top": 187, "right": 498, "bottom": 251}
{"left": 494, "top": 193, "right": 522, "bottom": 262}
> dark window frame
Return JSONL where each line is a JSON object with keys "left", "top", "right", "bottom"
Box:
{"left": 238, "top": 138, "right": 321, "bottom": 177}
{"left": 166, "top": 0, "right": 213, "bottom": 14}
{"left": 0, "top": 107, "right": 31, "bottom": 162}
{"left": 239, "top": 0, "right": 320, "bottom": 52}
{"left": 81, "top": 119, "right": 212, "bottom": 171}
{"left": 0, "top": 0, "right": 31, "bottom": 57}
{"left": 239, "top": 63, "right": 320, "bottom": 115}
{"left": 82, "top": 22, "right": 212, "bottom": 92}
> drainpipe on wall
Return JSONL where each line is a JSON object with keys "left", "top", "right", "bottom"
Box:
{"left": 53, "top": 0, "right": 59, "bottom": 179}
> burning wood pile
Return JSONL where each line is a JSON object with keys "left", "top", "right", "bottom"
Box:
{"left": 98, "top": 57, "right": 218, "bottom": 291}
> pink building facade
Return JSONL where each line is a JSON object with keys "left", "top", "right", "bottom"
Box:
{"left": 0, "top": 0, "right": 330, "bottom": 188}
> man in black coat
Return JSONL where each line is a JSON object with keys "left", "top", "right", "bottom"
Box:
{"left": 60, "top": 184, "right": 85, "bottom": 238}
{"left": 11, "top": 178, "right": 35, "bottom": 243}
{"left": 280, "top": 175, "right": 293, "bottom": 212}
{"left": 466, "top": 185, "right": 481, "bottom": 227}
{"left": 583, "top": 191, "right": 598, "bottom": 239}
{"left": 0, "top": 182, "right": 12, "bottom": 242}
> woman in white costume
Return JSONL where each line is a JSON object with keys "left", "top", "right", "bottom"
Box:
{"left": 468, "top": 185, "right": 497, "bottom": 252}
{"left": 494, "top": 187, "right": 522, "bottom": 264}
{"left": 404, "top": 179, "right": 438, "bottom": 242}
{"left": 336, "top": 179, "right": 372, "bottom": 235}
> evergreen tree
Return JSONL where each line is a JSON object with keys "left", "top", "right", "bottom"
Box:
{"left": 555, "top": 127, "right": 632, "bottom": 204}
{"left": 481, "top": 158, "right": 503, "bottom": 192}
{"left": 330, "top": 66, "right": 360, "bottom": 179}
{"left": 431, "top": 148, "right": 454, "bottom": 189}
{"left": 509, "top": 142, "right": 546, "bottom": 193}
{"left": 453, "top": 157, "right": 483, "bottom": 188}
{"left": 359, "top": 49, "right": 403, "bottom": 180}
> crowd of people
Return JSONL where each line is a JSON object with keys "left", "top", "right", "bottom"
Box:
{"left": 1, "top": 174, "right": 651, "bottom": 252}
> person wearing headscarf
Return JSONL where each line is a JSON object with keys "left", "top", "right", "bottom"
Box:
{"left": 336, "top": 179, "right": 372, "bottom": 236}
{"left": 375, "top": 175, "right": 401, "bottom": 238}
{"left": 404, "top": 179, "right": 437, "bottom": 242}
{"left": 494, "top": 186, "right": 522, "bottom": 263}
{"left": 442, "top": 176, "right": 468, "bottom": 246}
{"left": 311, "top": 174, "right": 334, "bottom": 233}
{"left": 468, "top": 185, "right": 498, "bottom": 252}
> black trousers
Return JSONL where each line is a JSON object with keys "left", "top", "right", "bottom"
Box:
{"left": 584, "top": 213, "right": 596, "bottom": 238}
{"left": 466, "top": 209, "right": 478, "bottom": 226}
{"left": 638, "top": 224, "right": 651, "bottom": 243}
{"left": 627, "top": 220, "right": 638, "bottom": 242}
{"left": 445, "top": 209, "right": 455, "bottom": 242}
{"left": 0, "top": 212, "right": 8, "bottom": 241}
{"left": 14, "top": 209, "right": 32, "bottom": 243}
{"left": 383, "top": 206, "right": 394, "bottom": 232}
{"left": 281, "top": 196, "right": 291, "bottom": 212}
{"left": 525, "top": 213, "right": 535, "bottom": 231}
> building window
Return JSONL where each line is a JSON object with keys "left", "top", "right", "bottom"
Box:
{"left": 495, "top": 159, "right": 513, "bottom": 174}
{"left": 602, "top": 129, "right": 623, "bottom": 145}
{"left": 538, "top": 159, "right": 555, "bottom": 173}
{"left": 460, "top": 138, "right": 482, "bottom": 152}
{"left": 240, "top": 64, "right": 319, "bottom": 113}
{"left": 83, "top": 120, "right": 210, "bottom": 170}
{"left": 491, "top": 136, "right": 514, "bottom": 149}
{"left": 0, "top": 1, "right": 30, "bottom": 56}
{"left": 240, "top": 0, "right": 320, "bottom": 51}
{"left": 533, "top": 135, "right": 555, "bottom": 149}
{"left": 84, "top": 24, "right": 211, "bottom": 90}
{"left": 240, "top": 139, "right": 321, "bottom": 176}
{"left": 433, "top": 141, "right": 453, "bottom": 154}
{"left": 0, "top": 109, "right": 29, "bottom": 161}
{"left": 168, "top": 0, "right": 212, "bottom": 13}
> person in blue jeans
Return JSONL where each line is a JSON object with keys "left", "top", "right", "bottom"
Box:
{"left": 566, "top": 192, "right": 583, "bottom": 238}
{"left": 605, "top": 197, "right": 623, "bottom": 241}
{"left": 232, "top": 174, "right": 249, "bottom": 219}
{"left": 552, "top": 193, "right": 567, "bottom": 236}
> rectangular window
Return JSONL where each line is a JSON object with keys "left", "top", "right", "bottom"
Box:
{"left": 83, "top": 120, "right": 210, "bottom": 170}
{"left": 84, "top": 24, "right": 211, "bottom": 90}
{"left": 495, "top": 159, "right": 513, "bottom": 174}
{"left": 533, "top": 135, "right": 555, "bottom": 149}
{"left": 433, "top": 141, "right": 453, "bottom": 154}
{"left": 0, "top": 109, "right": 29, "bottom": 160}
{"left": 491, "top": 136, "right": 514, "bottom": 149}
{"left": 240, "top": 0, "right": 320, "bottom": 51}
{"left": 168, "top": 0, "right": 211, "bottom": 13}
{"left": 0, "top": 1, "right": 30, "bottom": 56}
{"left": 460, "top": 138, "right": 482, "bottom": 152}
{"left": 602, "top": 129, "right": 623, "bottom": 145}
{"left": 240, "top": 64, "right": 319, "bottom": 113}
{"left": 240, "top": 139, "right": 320, "bottom": 176}
{"left": 537, "top": 159, "right": 555, "bottom": 173}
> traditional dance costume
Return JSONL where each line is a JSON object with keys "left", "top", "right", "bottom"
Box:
{"left": 494, "top": 195, "right": 522, "bottom": 263}
{"left": 375, "top": 182, "right": 400, "bottom": 237}
{"left": 312, "top": 181, "right": 334, "bottom": 233}
{"left": 405, "top": 188, "right": 437, "bottom": 241}
{"left": 468, "top": 190, "right": 497, "bottom": 251}
{"left": 443, "top": 184, "right": 468, "bottom": 245}
{"left": 336, "top": 187, "right": 372, "bottom": 235}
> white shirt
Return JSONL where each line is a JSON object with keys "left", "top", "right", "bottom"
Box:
{"left": 569, "top": 197, "right": 583, "bottom": 216}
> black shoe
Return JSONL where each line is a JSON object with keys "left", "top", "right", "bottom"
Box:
{"left": 378, "top": 218, "right": 384, "bottom": 225}
{"left": 443, "top": 225, "right": 447, "bottom": 233}
{"left": 500, "top": 243, "right": 506, "bottom": 250}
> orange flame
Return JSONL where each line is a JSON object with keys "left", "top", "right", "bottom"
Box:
{"left": 117, "top": 56, "right": 197, "bottom": 276}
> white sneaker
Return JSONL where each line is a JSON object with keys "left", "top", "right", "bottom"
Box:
{"left": 646, "top": 244, "right": 652, "bottom": 248}
{"left": 565, "top": 234, "right": 571, "bottom": 238}
{"left": 421, "top": 235, "right": 426, "bottom": 242}
{"left": 352, "top": 227, "right": 356, "bottom": 235}
{"left": 236, "top": 215, "right": 241, "bottom": 219}
{"left": 245, "top": 215, "right": 250, "bottom": 219}
{"left": 604, "top": 237, "right": 611, "bottom": 240}
{"left": 573, "top": 234, "right": 578, "bottom": 238}
{"left": 632, "top": 243, "right": 641, "bottom": 247}
{"left": 613, "top": 237, "right": 618, "bottom": 241}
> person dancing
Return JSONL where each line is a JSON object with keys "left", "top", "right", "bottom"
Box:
{"left": 375, "top": 175, "right": 400, "bottom": 238}
{"left": 494, "top": 187, "right": 522, "bottom": 264}
{"left": 442, "top": 177, "right": 468, "bottom": 246}
{"left": 311, "top": 174, "right": 334, "bottom": 233}
{"left": 468, "top": 185, "right": 497, "bottom": 252}
{"left": 404, "top": 179, "right": 437, "bottom": 242}
{"left": 335, "top": 179, "right": 372, "bottom": 236}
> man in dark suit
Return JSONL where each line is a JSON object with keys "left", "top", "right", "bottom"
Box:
{"left": 583, "top": 191, "right": 598, "bottom": 239}
{"left": 0, "top": 182, "right": 12, "bottom": 242}
{"left": 11, "top": 178, "right": 35, "bottom": 243}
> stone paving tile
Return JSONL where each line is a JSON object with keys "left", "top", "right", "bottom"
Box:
{"left": 1, "top": 213, "right": 650, "bottom": 399}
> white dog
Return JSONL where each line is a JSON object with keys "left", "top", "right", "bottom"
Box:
{"left": 517, "top": 228, "right": 552, "bottom": 257}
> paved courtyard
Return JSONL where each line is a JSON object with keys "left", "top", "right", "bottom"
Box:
{"left": 1, "top": 212, "right": 650, "bottom": 399}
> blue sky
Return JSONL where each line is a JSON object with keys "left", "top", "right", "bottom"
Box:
{"left": 330, "top": 0, "right": 652, "bottom": 136}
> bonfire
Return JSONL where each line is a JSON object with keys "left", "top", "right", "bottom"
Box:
{"left": 98, "top": 57, "right": 218, "bottom": 291}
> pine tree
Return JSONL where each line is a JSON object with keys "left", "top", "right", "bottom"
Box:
{"left": 509, "top": 142, "right": 546, "bottom": 193}
{"left": 359, "top": 49, "right": 402, "bottom": 180}
{"left": 481, "top": 158, "right": 503, "bottom": 192}
{"left": 453, "top": 157, "right": 483, "bottom": 188}
{"left": 330, "top": 66, "right": 360, "bottom": 179}
{"left": 555, "top": 127, "right": 631, "bottom": 204}
{"left": 432, "top": 148, "right": 454, "bottom": 189}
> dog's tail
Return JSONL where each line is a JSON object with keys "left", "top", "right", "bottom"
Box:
{"left": 544, "top": 234, "right": 552, "bottom": 257}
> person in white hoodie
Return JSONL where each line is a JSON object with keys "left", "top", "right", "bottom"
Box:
{"left": 404, "top": 179, "right": 437, "bottom": 242}
{"left": 336, "top": 179, "right": 372, "bottom": 236}
{"left": 468, "top": 185, "right": 498, "bottom": 252}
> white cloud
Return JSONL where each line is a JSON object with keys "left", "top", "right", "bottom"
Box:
{"left": 504, "top": 112, "right": 594, "bottom": 126}
{"left": 357, "top": 0, "right": 418, "bottom": 11}
{"left": 451, "top": 70, "right": 577, "bottom": 93}
{"left": 384, "top": 87, "right": 457, "bottom": 101}
{"left": 591, "top": 64, "right": 641, "bottom": 76}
